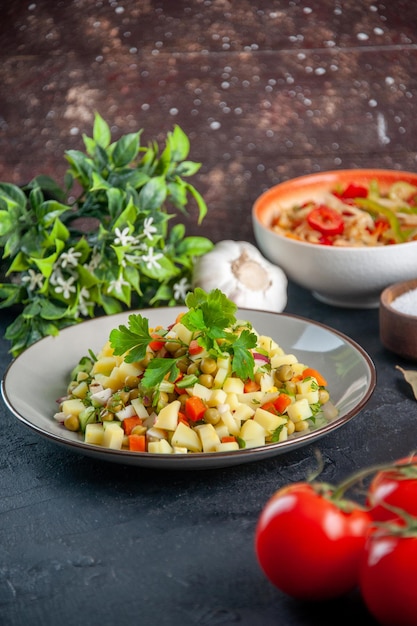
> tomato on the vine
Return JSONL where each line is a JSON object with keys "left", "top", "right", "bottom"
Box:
{"left": 254, "top": 482, "right": 371, "bottom": 600}
{"left": 366, "top": 457, "right": 417, "bottom": 523}
{"left": 360, "top": 528, "right": 417, "bottom": 626}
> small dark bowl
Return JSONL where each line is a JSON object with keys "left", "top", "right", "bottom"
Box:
{"left": 380, "top": 279, "right": 417, "bottom": 360}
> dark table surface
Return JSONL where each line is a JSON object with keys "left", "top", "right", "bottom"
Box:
{"left": 1, "top": 2, "right": 417, "bottom": 625}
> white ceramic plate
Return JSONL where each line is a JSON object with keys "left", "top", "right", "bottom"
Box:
{"left": 1, "top": 308, "right": 376, "bottom": 470}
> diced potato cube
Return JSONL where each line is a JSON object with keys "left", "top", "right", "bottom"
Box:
{"left": 215, "top": 441, "right": 240, "bottom": 452}
{"left": 171, "top": 422, "right": 202, "bottom": 452}
{"left": 102, "top": 422, "right": 124, "bottom": 449}
{"left": 118, "top": 360, "right": 143, "bottom": 380}
{"left": 71, "top": 380, "right": 89, "bottom": 399}
{"left": 148, "top": 439, "right": 173, "bottom": 454}
{"left": 190, "top": 383, "right": 212, "bottom": 402}
{"left": 213, "top": 367, "right": 229, "bottom": 388}
{"left": 195, "top": 423, "right": 221, "bottom": 453}
{"left": 254, "top": 407, "right": 288, "bottom": 433}
{"left": 84, "top": 423, "right": 104, "bottom": 445}
{"left": 225, "top": 392, "right": 239, "bottom": 411}
{"left": 233, "top": 403, "right": 255, "bottom": 422}
{"left": 296, "top": 379, "right": 316, "bottom": 395}
{"left": 207, "top": 388, "right": 227, "bottom": 407}
{"left": 237, "top": 390, "right": 263, "bottom": 406}
{"left": 170, "top": 322, "right": 193, "bottom": 345}
{"left": 239, "top": 419, "right": 265, "bottom": 449}
{"left": 92, "top": 356, "right": 120, "bottom": 376}
{"left": 296, "top": 390, "right": 320, "bottom": 404}
{"left": 270, "top": 353, "right": 299, "bottom": 369}
{"left": 258, "top": 335, "right": 281, "bottom": 354}
{"left": 222, "top": 377, "right": 245, "bottom": 394}
{"left": 105, "top": 366, "right": 126, "bottom": 392}
{"left": 218, "top": 410, "right": 240, "bottom": 436}
{"left": 173, "top": 446, "right": 188, "bottom": 454}
{"left": 286, "top": 398, "right": 313, "bottom": 422}
{"left": 214, "top": 421, "right": 229, "bottom": 440}
{"left": 154, "top": 400, "right": 181, "bottom": 431}
{"left": 61, "top": 398, "right": 86, "bottom": 417}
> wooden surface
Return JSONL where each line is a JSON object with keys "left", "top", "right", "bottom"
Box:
{"left": 1, "top": 0, "right": 416, "bottom": 244}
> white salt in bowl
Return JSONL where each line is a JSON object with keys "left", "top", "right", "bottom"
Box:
{"left": 380, "top": 278, "right": 417, "bottom": 360}
{"left": 252, "top": 169, "right": 417, "bottom": 308}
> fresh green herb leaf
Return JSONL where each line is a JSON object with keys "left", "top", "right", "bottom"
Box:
{"left": 109, "top": 314, "right": 152, "bottom": 362}
{"left": 141, "top": 358, "right": 179, "bottom": 391}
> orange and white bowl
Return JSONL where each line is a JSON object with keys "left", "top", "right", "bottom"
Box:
{"left": 252, "top": 169, "right": 417, "bottom": 308}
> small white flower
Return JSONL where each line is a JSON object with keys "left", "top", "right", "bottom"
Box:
{"left": 85, "top": 252, "right": 101, "bottom": 272}
{"left": 59, "top": 247, "right": 82, "bottom": 268}
{"left": 77, "top": 286, "right": 93, "bottom": 317}
{"left": 50, "top": 268, "right": 63, "bottom": 286}
{"left": 54, "top": 275, "right": 77, "bottom": 299}
{"left": 21, "top": 269, "right": 44, "bottom": 291}
{"left": 141, "top": 247, "right": 163, "bottom": 270}
{"left": 108, "top": 275, "right": 129, "bottom": 296}
{"left": 173, "top": 277, "right": 190, "bottom": 301}
{"left": 142, "top": 217, "right": 158, "bottom": 240}
{"left": 114, "top": 227, "right": 137, "bottom": 247}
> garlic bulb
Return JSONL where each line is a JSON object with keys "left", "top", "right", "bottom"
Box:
{"left": 192, "top": 240, "right": 287, "bottom": 312}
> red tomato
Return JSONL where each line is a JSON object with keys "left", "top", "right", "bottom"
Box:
{"left": 367, "top": 458, "right": 417, "bottom": 524}
{"left": 255, "top": 483, "right": 371, "bottom": 600}
{"left": 306, "top": 205, "right": 345, "bottom": 236}
{"left": 360, "top": 529, "right": 417, "bottom": 626}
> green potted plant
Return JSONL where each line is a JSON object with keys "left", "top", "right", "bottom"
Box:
{"left": 0, "top": 113, "right": 213, "bottom": 356}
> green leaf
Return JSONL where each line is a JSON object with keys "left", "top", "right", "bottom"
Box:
{"left": 0, "top": 182, "right": 27, "bottom": 210}
{"left": 0, "top": 210, "right": 13, "bottom": 236}
{"left": 174, "top": 161, "right": 201, "bottom": 177}
{"left": 40, "top": 299, "right": 70, "bottom": 320}
{"left": 167, "top": 179, "right": 188, "bottom": 210}
{"left": 90, "top": 171, "right": 111, "bottom": 192}
{"left": 7, "top": 251, "right": 30, "bottom": 273}
{"left": 169, "top": 125, "right": 190, "bottom": 161}
{"left": 65, "top": 150, "right": 93, "bottom": 188}
{"left": 176, "top": 236, "right": 214, "bottom": 257}
{"left": 41, "top": 201, "right": 71, "bottom": 228}
{"left": 184, "top": 183, "right": 208, "bottom": 223}
{"left": 139, "top": 254, "right": 179, "bottom": 280}
{"left": 0, "top": 283, "right": 23, "bottom": 307}
{"left": 109, "top": 313, "right": 152, "bottom": 360}
{"left": 112, "top": 132, "right": 141, "bottom": 168}
{"left": 230, "top": 330, "right": 257, "bottom": 380}
{"left": 138, "top": 175, "right": 167, "bottom": 212}
{"left": 112, "top": 197, "right": 138, "bottom": 231}
{"left": 141, "top": 358, "right": 179, "bottom": 390}
{"left": 106, "top": 187, "right": 124, "bottom": 219}
{"left": 92, "top": 112, "right": 111, "bottom": 149}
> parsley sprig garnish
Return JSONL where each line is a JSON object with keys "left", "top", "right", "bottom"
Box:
{"left": 109, "top": 288, "right": 257, "bottom": 390}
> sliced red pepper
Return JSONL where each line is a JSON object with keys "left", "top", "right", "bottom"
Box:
{"left": 307, "top": 205, "right": 344, "bottom": 236}
{"left": 334, "top": 183, "right": 368, "bottom": 199}
{"left": 188, "top": 339, "right": 204, "bottom": 356}
{"left": 149, "top": 332, "right": 165, "bottom": 352}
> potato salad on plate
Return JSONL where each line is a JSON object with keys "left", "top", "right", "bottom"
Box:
{"left": 54, "top": 289, "right": 337, "bottom": 454}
